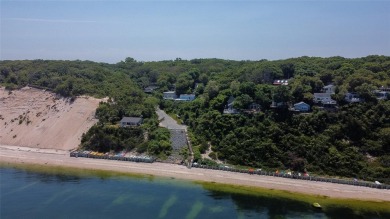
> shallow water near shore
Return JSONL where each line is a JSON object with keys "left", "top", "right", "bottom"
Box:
{"left": 1, "top": 164, "right": 389, "bottom": 219}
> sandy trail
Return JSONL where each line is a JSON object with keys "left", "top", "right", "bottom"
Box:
{"left": 1, "top": 145, "right": 389, "bottom": 202}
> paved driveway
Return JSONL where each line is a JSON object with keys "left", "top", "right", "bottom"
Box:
{"left": 156, "top": 108, "right": 186, "bottom": 130}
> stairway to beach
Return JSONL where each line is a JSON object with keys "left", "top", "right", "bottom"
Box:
{"left": 156, "top": 108, "right": 190, "bottom": 163}
{"left": 170, "top": 129, "right": 187, "bottom": 151}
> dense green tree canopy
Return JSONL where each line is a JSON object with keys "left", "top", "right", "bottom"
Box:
{"left": 1, "top": 55, "right": 389, "bottom": 183}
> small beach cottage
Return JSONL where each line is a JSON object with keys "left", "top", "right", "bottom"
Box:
{"left": 293, "top": 102, "right": 310, "bottom": 112}
{"left": 119, "top": 117, "right": 143, "bottom": 127}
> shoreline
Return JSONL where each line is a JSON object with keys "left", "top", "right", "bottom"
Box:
{"left": 1, "top": 145, "right": 390, "bottom": 203}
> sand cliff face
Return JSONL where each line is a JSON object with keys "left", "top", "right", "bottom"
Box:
{"left": 0, "top": 87, "right": 101, "bottom": 150}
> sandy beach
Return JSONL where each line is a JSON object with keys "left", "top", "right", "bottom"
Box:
{"left": 1, "top": 145, "right": 389, "bottom": 202}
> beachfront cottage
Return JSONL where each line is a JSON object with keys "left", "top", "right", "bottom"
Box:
{"left": 293, "top": 102, "right": 310, "bottom": 112}
{"left": 163, "top": 91, "right": 177, "bottom": 100}
{"left": 119, "top": 117, "right": 143, "bottom": 127}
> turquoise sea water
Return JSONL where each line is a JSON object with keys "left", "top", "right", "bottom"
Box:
{"left": 0, "top": 167, "right": 387, "bottom": 219}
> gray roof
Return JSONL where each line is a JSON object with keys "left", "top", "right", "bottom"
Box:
{"left": 323, "top": 84, "right": 334, "bottom": 88}
{"left": 294, "top": 101, "right": 309, "bottom": 107}
{"left": 314, "top": 93, "right": 331, "bottom": 98}
{"left": 120, "top": 117, "right": 143, "bottom": 123}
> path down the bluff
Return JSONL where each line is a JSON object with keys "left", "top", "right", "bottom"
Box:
{"left": 156, "top": 108, "right": 188, "bottom": 163}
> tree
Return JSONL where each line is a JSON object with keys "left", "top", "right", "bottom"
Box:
{"left": 176, "top": 73, "right": 194, "bottom": 95}
{"left": 250, "top": 62, "right": 283, "bottom": 83}
{"left": 273, "top": 85, "right": 291, "bottom": 103}
{"left": 254, "top": 84, "right": 273, "bottom": 109}
{"left": 233, "top": 94, "right": 253, "bottom": 109}
{"left": 204, "top": 80, "right": 219, "bottom": 100}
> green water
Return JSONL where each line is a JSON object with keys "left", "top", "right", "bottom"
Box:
{"left": 0, "top": 166, "right": 389, "bottom": 219}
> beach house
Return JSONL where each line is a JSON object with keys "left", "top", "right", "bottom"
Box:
{"left": 119, "top": 117, "right": 143, "bottom": 127}
{"left": 293, "top": 102, "right": 310, "bottom": 112}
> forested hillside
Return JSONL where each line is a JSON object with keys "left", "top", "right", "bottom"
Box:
{"left": 1, "top": 56, "right": 389, "bottom": 183}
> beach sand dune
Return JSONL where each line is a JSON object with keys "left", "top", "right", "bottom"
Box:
{"left": 0, "top": 87, "right": 101, "bottom": 150}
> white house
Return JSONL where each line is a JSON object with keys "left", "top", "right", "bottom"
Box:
{"left": 163, "top": 91, "right": 177, "bottom": 100}
{"left": 293, "top": 102, "right": 310, "bottom": 112}
{"left": 323, "top": 85, "right": 336, "bottom": 94}
{"left": 345, "top": 92, "right": 362, "bottom": 103}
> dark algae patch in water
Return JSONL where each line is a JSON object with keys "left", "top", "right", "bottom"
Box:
{"left": 0, "top": 161, "right": 154, "bottom": 180}
{"left": 198, "top": 181, "right": 390, "bottom": 218}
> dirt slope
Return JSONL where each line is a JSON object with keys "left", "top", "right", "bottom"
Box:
{"left": 0, "top": 87, "right": 101, "bottom": 150}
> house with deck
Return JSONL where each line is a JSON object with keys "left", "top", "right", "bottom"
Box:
{"left": 313, "top": 93, "right": 334, "bottom": 104}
